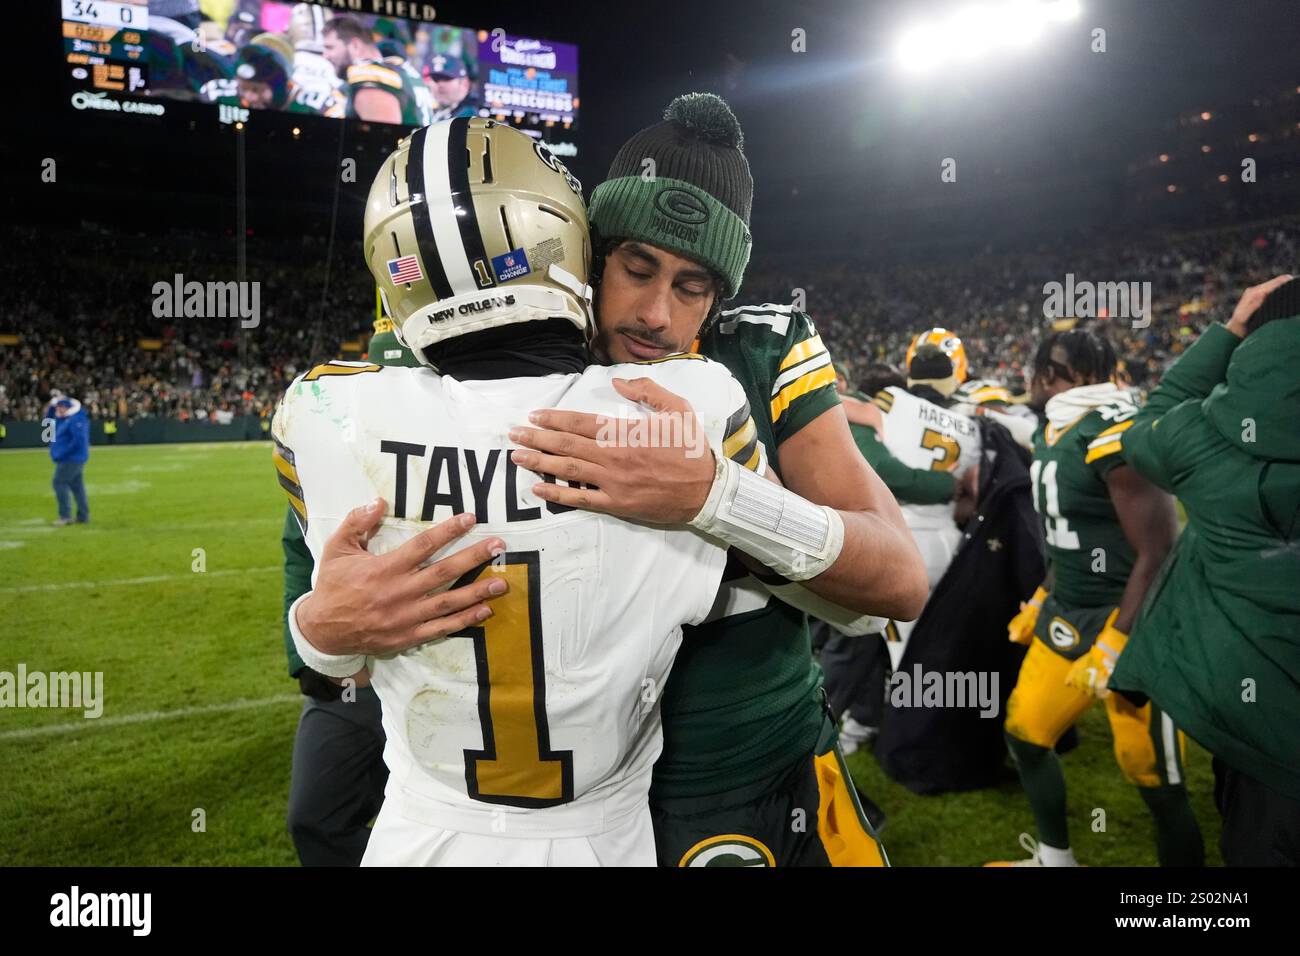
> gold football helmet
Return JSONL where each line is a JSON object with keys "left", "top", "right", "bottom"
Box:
{"left": 364, "top": 118, "right": 591, "bottom": 367}
{"left": 953, "top": 377, "right": 1012, "bottom": 407}
{"left": 906, "top": 327, "right": 969, "bottom": 383}
{"left": 287, "top": 3, "right": 331, "bottom": 51}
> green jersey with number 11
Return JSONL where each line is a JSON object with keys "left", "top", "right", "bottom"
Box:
{"left": 1030, "top": 396, "right": 1138, "bottom": 609}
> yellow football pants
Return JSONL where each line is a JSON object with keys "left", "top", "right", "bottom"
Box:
{"left": 1004, "top": 637, "right": 1187, "bottom": 788}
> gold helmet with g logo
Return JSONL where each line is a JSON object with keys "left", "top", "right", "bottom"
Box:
{"left": 363, "top": 118, "right": 592, "bottom": 367}
{"left": 953, "top": 377, "right": 1012, "bottom": 407}
{"left": 906, "top": 327, "right": 969, "bottom": 383}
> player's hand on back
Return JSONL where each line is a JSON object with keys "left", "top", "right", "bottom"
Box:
{"left": 509, "top": 377, "right": 717, "bottom": 524}
{"left": 296, "top": 499, "right": 511, "bottom": 657}
{"left": 1225, "top": 274, "right": 1293, "bottom": 338}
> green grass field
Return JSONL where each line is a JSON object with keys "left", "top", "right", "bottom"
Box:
{"left": 0, "top": 441, "right": 1221, "bottom": 865}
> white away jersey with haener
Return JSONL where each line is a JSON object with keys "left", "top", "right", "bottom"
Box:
{"left": 271, "top": 356, "right": 762, "bottom": 839}
{"left": 873, "top": 385, "right": 981, "bottom": 528}
{"left": 873, "top": 386, "right": 982, "bottom": 664}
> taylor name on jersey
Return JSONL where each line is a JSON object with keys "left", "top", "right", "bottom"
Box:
{"left": 272, "top": 357, "right": 760, "bottom": 831}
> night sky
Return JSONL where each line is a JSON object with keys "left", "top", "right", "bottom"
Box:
{"left": 14, "top": 0, "right": 1300, "bottom": 254}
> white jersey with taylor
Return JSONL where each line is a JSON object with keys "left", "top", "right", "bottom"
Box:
{"left": 874, "top": 385, "right": 981, "bottom": 529}
{"left": 272, "top": 355, "right": 760, "bottom": 844}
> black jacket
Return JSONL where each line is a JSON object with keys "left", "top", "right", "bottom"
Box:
{"left": 875, "top": 416, "right": 1046, "bottom": 794}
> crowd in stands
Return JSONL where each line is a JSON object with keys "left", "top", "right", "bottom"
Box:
{"left": 0, "top": 226, "right": 373, "bottom": 423}
{"left": 2, "top": 214, "right": 1297, "bottom": 424}
{"left": 746, "top": 214, "right": 1300, "bottom": 391}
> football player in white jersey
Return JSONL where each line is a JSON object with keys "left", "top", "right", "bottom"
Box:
{"left": 951, "top": 377, "right": 1038, "bottom": 452}
{"left": 274, "top": 118, "right": 775, "bottom": 866}
{"left": 286, "top": 3, "right": 345, "bottom": 115}
{"left": 858, "top": 344, "right": 982, "bottom": 664}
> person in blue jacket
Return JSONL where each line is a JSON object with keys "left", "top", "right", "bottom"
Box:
{"left": 46, "top": 392, "right": 91, "bottom": 526}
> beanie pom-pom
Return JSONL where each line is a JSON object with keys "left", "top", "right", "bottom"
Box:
{"left": 664, "top": 93, "right": 744, "bottom": 149}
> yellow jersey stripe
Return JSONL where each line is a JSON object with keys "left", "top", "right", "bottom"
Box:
{"left": 722, "top": 417, "right": 758, "bottom": 460}
{"left": 348, "top": 65, "right": 402, "bottom": 89}
{"left": 277, "top": 468, "right": 306, "bottom": 505}
{"left": 771, "top": 364, "right": 837, "bottom": 422}
{"left": 970, "top": 386, "right": 1011, "bottom": 404}
{"left": 741, "top": 444, "right": 762, "bottom": 472}
{"left": 284, "top": 489, "right": 308, "bottom": 527}
{"left": 779, "top": 334, "right": 826, "bottom": 372}
{"left": 272, "top": 450, "right": 300, "bottom": 486}
{"left": 1043, "top": 417, "right": 1083, "bottom": 447}
{"left": 304, "top": 362, "right": 381, "bottom": 381}
{"left": 1084, "top": 440, "right": 1124, "bottom": 463}
{"left": 771, "top": 351, "right": 832, "bottom": 396}
{"left": 1094, "top": 419, "right": 1135, "bottom": 441}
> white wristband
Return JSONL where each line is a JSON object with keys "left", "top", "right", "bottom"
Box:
{"left": 689, "top": 454, "right": 845, "bottom": 581}
{"left": 764, "top": 580, "right": 887, "bottom": 636}
{"left": 288, "top": 591, "right": 367, "bottom": 679}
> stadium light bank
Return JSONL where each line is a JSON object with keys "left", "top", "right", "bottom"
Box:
{"left": 894, "top": 0, "right": 1081, "bottom": 74}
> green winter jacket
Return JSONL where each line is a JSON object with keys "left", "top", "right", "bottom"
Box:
{"left": 1111, "top": 320, "right": 1300, "bottom": 799}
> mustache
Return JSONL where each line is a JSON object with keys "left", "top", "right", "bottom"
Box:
{"left": 614, "top": 326, "right": 673, "bottom": 349}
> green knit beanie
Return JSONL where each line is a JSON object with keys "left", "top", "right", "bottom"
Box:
{"left": 588, "top": 93, "right": 753, "bottom": 299}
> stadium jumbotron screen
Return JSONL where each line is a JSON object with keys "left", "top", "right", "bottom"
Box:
{"left": 60, "top": 0, "right": 579, "bottom": 132}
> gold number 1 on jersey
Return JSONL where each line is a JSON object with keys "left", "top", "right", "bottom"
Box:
{"left": 452, "top": 551, "right": 575, "bottom": 807}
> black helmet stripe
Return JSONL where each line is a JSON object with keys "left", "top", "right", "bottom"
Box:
{"left": 405, "top": 126, "right": 455, "bottom": 300}
{"left": 446, "top": 117, "right": 495, "bottom": 288}
{"left": 412, "top": 120, "right": 482, "bottom": 296}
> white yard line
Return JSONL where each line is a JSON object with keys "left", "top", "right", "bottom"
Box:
{"left": 0, "top": 566, "right": 280, "bottom": 594}
{"left": 0, "top": 694, "right": 301, "bottom": 741}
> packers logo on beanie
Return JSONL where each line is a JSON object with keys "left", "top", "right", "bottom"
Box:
{"left": 236, "top": 33, "right": 293, "bottom": 109}
{"left": 588, "top": 93, "right": 753, "bottom": 299}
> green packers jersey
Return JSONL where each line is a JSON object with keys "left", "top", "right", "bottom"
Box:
{"left": 344, "top": 58, "right": 433, "bottom": 126}
{"left": 199, "top": 77, "right": 237, "bottom": 103}
{"left": 652, "top": 304, "right": 841, "bottom": 799}
{"left": 286, "top": 82, "right": 345, "bottom": 117}
{"left": 1030, "top": 401, "right": 1138, "bottom": 609}
{"left": 204, "top": 78, "right": 344, "bottom": 117}
{"left": 282, "top": 507, "right": 312, "bottom": 677}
